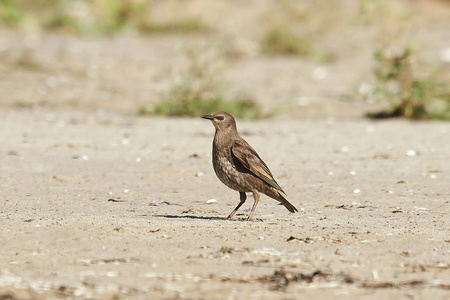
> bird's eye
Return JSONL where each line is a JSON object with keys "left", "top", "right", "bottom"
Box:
{"left": 216, "top": 116, "right": 225, "bottom": 121}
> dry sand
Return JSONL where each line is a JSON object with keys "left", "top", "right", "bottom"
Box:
{"left": 0, "top": 110, "right": 449, "bottom": 299}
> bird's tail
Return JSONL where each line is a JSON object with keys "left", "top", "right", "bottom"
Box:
{"left": 269, "top": 188, "right": 298, "bottom": 213}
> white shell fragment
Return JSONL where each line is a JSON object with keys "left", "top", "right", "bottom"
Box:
{"left": 152, "top": 200, "right": 166, "bottom": 205}
{"left": 73, "top": 154, "right": 89, "bottom": 160}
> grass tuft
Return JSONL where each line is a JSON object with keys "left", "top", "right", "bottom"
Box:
{"left": 0, "top": 0, "right": 208, "bottom": 36}
{"left": 139, "top": 48, "right": 264, "bottom": 119}
{"left": 366, "top": 47, "right": 450, "bottom": 120}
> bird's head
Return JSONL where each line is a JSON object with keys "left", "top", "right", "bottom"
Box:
{"left": 201, "top": 112, "right": 237, "bottom": 132}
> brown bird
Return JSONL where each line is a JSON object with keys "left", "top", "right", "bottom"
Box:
{"left": 201, "top": 112, "right": 298, "bottom": 220}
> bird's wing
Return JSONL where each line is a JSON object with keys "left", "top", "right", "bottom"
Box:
{"left": 231, "top": 140, "right": 283, "bottom": 191}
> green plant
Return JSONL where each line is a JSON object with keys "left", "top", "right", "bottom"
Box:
{"left": 366, "top": 47, "right": 450, "bottom": 120}
{"left": 0, "top": 0, "right": 23, "bottom": 26}
{"left": 260, "top": 25, "right": 313, "bottom": 57}
{"left": 138, "top": 18, "right": 209, "bottom": 34}
{"left": 43, "top": 0, "right": 151, "bottom": 35}
{"left": 140, "top": 48, "right": 264, "bottom": 119}
{"left": 0, "top": 0, "right": 208, "bottom": 36}
{"left": 260, "top": 24, "right": 334, "bottom": 61}
{"left": 259, "top": 1, "right": 336, "bottom": 61}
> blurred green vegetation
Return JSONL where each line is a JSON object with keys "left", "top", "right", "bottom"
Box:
{"left": 259, "top": 1, "right": 336, "bottom": 61}
{"left": 0, "top": 0, "right": 208, "bottom": 35}
{"left": 139, "top": 48, "right": 265, "bottom": 119}
{"left": 367, "top": 47, "right": 450, "bottom": 120}
{"left": 260, "top": 25, "right": 330, "bottom": 60}
{"left": 2, "top": 0, "right": 449, "bottom": 120}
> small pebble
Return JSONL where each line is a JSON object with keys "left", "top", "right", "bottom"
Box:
{"left": 353, "top": 189, "right": 361, "bottom": 194}
{"left": 415, "top": 207, "right": 429, "bottom": 211}
{"left": 406, "top": 150, "right": 417, "bottom": 156}
{"left": 297, "top": 96, "right": 310, "bottom": 107}
{"left": 312, "top": 66, "right": 328, "bottom": 81}
{"left": 73, "top": 154, "right": 89, "bottom": 160}
{"left": 372, "top": 269, "right": 379, "bottom": 281}
{"left": 152, "top": 200, "right": 165, "bottom": 205}
{"left": 359, "top": 83, "right": 373, "bottom": 95}
{"left": 206, "top": 199, "right": 217, "bottom": 204}
{"left": 440, "top": 47, "right": 450, "bottom": 63}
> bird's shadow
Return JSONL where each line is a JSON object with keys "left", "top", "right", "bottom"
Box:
{"left": 152, "top": 214, "right": 263, "bottom": 222}
{"left": 152, "top": 214, "right": 224, "bottom": 220}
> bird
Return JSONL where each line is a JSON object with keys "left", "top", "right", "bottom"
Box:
{"left": 201, "top": 112, "right": 298, "bottom": 221}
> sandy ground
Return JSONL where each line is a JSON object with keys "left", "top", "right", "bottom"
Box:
{"left": 1, "top": 1, "right": 450, "bottom": 298}
{"left": 0, "top": 109, "right": 449, "bottom": 299}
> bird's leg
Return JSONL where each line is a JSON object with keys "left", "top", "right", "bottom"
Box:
{"left": 246, "top": 190, "right": 260, "bottom": 221}
{"left": 225, "top": 192, "right": 247, "bottom": 220}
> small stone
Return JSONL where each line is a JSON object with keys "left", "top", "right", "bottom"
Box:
{"left": 73, "top": 154, "right": 89, "bottom": 160}
{"left": 406, "top": 150, "right": 417, "bottom": 156}
{"left": 440, "top": 47, "right": 450, "bottom": 63}
{"left": 297, "top": 96, "right": 310, "bottom": 107}
{"left": 206, "top": 199, "right": 217, "bottom": 204}
{"left": 359, "top": 83, "right": 373, "bottom": 95}
{"left": 312, "top": 66, "right": 328, "bottom": 81}
{"left": 151, "top": 200, "right": 165, "bottom": 205}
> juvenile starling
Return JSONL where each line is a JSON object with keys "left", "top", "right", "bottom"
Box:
{"left": 201, "top": 112, "right": 298, "bottom": 220}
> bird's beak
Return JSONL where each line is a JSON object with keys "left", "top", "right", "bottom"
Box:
{"left": 201, "top": 114, "right": 214, "bottom": 120}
